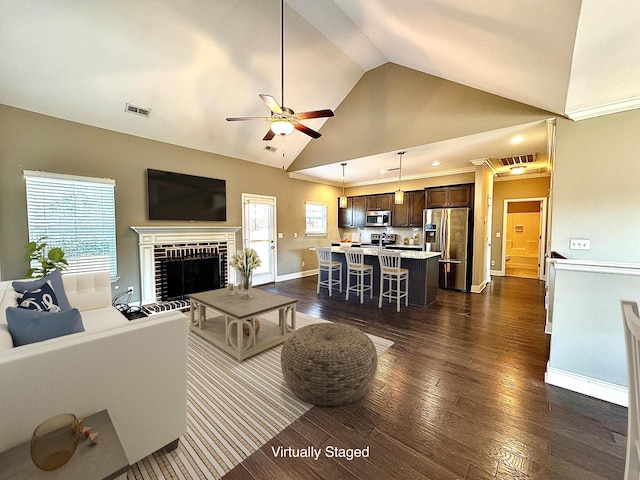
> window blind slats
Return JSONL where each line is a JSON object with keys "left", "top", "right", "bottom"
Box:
{"left": 25, "top": 173, "right": 117, "bottom": 277}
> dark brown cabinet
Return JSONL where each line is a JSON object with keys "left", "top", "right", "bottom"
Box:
{"left": 426, "top": 184, "right": 473, "bottom": 208}
{"left": 392, "top": 190, "right": 425, "bottom": 227}
{"left": 338, "top": 196, "right": 366, "bottom": 227}
{"left": 366, "top": 194, "right": 393, "bottom": 211}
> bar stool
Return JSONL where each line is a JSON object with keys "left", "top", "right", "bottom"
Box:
{"left": 316, "top": 247, "right": 342, "bottom": 297}
{"left": 344, "top": 248, "right": 373, "bottom": 304}
{"left": 378, "top": 250, "right": 408, "bottom": 312}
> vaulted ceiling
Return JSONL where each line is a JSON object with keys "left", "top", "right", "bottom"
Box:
{"left": 1, "top": 1, "right": 638, "bottom": 185}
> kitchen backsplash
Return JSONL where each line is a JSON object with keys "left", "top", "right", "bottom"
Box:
{"left": 339, "top": 227, "right": 421, "bottom": 245}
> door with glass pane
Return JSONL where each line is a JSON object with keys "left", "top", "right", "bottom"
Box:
{"left": 242, "top": 194, "right": 276, "bottom": 285}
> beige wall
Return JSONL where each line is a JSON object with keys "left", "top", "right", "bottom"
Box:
{"left": 290, "top": 63, "right": 554, "bottom": 172}
{"left": 491, "top": 176, "right": 550, "bottom": 269}
{"left": 472, "top": 165, "right": 493, "bottom": 290}
{"left": 0, "top": 105, "right": 341, "bottom": 298}
{"left": 553, "top": 110, "right": 640, "bottom": 263}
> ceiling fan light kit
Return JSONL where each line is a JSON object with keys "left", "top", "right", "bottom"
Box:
{"left": 226, "top": 0, "right": 334, "bottom": 141}
{"left": 271, "top": 120, "right": 295, "bottom": 136}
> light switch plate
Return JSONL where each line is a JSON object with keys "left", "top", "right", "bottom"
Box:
{"left": 569, "top": 239, "right": 590, "bottom": 250}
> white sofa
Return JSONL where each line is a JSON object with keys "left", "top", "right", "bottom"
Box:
{"left": 0, "top": 271, "right": 188, "bottom": 466}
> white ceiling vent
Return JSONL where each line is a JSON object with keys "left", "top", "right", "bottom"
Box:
{"left": 264, "top": 145, "right": 278, "bottom": 153}
{"left": 125, "top": 103, "right": 151, "bottom": 117}
{"left": 499, "top": 153, "right": 536, "bottom": 166}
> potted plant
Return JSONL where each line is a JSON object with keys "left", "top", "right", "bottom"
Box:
{"left": 24, "top": 236, "right": 68, "bottom": 278}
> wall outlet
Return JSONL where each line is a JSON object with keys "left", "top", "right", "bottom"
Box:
{"left": 293, "top": 232, "right": 297, "bottom": 238}
{"left": 127, "top": 286, "right": 134, "bottom": 293}
{"left": 496, "top": 232, "right": 501, "bottom": 238}
{"left": 491, "top": 260, "right": 496, "bottom": 266}
{"left": 301, "top": 261, "right": 305, "bottom": 267}
{"left": 569, "top": 239, "right": 590, "bottom": 250}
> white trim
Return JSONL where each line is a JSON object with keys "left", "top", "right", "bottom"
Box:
{"left": 470, "top": 281, "right": 486, "bottom": 293}
{"left": 23, "top": 169, "right": 115, "bottom": 185}
{"left": 490, "top": 269, "right": 505, "bottom": 276}
{"left": 566, "top": 96, "right": 640, "bottom": 121}
{"left": 545, "top": 364, "right": 628, "bottom": 407}
{"left": 548, "top": 258, "right": 640, "bottom": 276}
{"left": 277, "top": 269, "right": 318, "bottom": 282}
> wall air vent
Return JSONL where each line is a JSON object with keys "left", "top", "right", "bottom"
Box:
{"left": 499, "top": 153, "right": 536, "bottom": 166}
{"left": 125, "top": 103, "right": 151, "bottom": 118}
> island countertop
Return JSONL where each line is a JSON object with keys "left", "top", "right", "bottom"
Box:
{"left": 311, "top": 247, "right": 441, "bottom": 306}
{"left": 322, "top": 246, "right": 441, "bottom": 261}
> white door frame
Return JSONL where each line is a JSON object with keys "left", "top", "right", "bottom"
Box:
{"left": 501, "top": 197, "right": 548, "bottom": 280}
{"left": 241, "top": 193, "right": 277, "bottom": 285}
{"left": 485, "top": 194, "right": 493, "bottom": 285}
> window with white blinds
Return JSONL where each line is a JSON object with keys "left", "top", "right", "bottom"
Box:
{"left": 24, "top": 171, "right": 117, "bottom": 277}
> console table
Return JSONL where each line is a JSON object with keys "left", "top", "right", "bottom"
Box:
{"left": 0, "top": 409, "right": 129, "bottom": 480}
{"left": 189, "top": 288, "right": 297, "bottom": 361}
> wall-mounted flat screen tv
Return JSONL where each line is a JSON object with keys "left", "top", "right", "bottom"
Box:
{"left": 147, "top": 169, "right": 226, "bottom": 221}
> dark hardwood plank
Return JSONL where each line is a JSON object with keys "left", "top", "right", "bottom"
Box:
{"left": 221, "top": 275, "right": 626, "bottom": 480}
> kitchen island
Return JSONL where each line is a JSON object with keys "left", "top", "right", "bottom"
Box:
{"left": 316, "top": 247, "right": 441, "bottom": 307}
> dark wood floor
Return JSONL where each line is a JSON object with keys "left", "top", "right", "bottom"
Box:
{"left": 224, "top": 276, "right": 627, "bottom": 480}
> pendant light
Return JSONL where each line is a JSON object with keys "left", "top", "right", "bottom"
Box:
{"left": 394, "top": 151, "right": 405, "bottom": 204}
{"left": 339, "top": 162, "right": 348, "bottom": 208}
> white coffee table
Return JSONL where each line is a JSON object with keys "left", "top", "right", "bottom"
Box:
{"left": 189, "top": 288, "right": 297, "bottom": 361}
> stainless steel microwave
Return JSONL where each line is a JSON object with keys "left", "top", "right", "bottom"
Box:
{"left": 365, "top": 210, "right": 392, "bottom": 227}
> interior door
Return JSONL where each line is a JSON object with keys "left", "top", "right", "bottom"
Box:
{"left": 242, "top": 194, "right": 276, "bottom": 285}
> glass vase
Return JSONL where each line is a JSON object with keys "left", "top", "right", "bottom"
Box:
{"left": 241, "top": 271, "right": 252, "bottom": 299}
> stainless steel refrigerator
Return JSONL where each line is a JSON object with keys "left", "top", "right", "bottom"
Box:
{"left": 423, "top": 207, "right": 471, "bottom": 291}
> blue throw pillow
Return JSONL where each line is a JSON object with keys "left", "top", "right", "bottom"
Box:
{"left": 12, "top": 269, "right": 72, "bottom": 311}
{"left": 17, "top": 280, "right": 61, "bottom": 312}
{"left": 6, "top": 307, "right": 85, "bottom": 347}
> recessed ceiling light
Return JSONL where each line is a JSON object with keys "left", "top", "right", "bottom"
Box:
{"left": 510, "top": 135, "right": 525, "bottom": 144}
{"left": 431, "top": 161, "right": 440, "bottom": 167}
{"left": 510, "top": 166, "right": 526, "bottom": 175}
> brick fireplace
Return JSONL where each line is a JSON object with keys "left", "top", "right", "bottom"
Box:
{"left": 130, "top": 226, "right": 240, "bottom": 306}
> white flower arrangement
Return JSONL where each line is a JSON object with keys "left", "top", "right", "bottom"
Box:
{"left": 230, "top": 248, "right": 261, "bottom": 276}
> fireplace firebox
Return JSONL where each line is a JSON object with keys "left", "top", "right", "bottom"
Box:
{"left": 161, "top": 254, "right": 224, "bottom": 301}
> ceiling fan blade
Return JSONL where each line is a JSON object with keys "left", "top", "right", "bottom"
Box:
{"left": 294, "top": 123, "right": 321, "bottom": 139}
{"left": 295, "top": 109, "right": 335, "bottom": 120}
{"left": 263, "top": 129, "right": 276, "bottom": 141}
{"left": 226, "top": 116, "right": 269, "bottom": 121}
{"left": 259, "top": 94, "right": 282, "bottom": 115}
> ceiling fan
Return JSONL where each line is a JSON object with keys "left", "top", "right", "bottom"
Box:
{"left": 226, "top": 0, "right": 334, "bottom": 141}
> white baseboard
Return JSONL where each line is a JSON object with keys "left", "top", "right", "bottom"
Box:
{"left": 470, "top": 281, "right": 486, "bottom": 293}
{"left": 276, "top": 269, "right": 318, "bottom": 282}
{"left": 490, "top": 269, "right": 504, "bottom": 276}
{"left": 545, "top": 363, "right": 628, "bottom": 407}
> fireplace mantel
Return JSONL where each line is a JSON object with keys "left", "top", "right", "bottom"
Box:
{"left": 131, "top": 225, "right": 240, "bottom": 245}
{"left": 131, "top": 225, "right": 240, "bottom": 305}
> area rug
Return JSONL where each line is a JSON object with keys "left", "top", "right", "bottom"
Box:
{"left": 126, "top": 311, "right": 393, "bottom": 480}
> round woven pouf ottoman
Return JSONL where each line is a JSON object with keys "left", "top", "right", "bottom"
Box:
{"left": 281, "top": 323, "right": 378, "bottom": 406}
